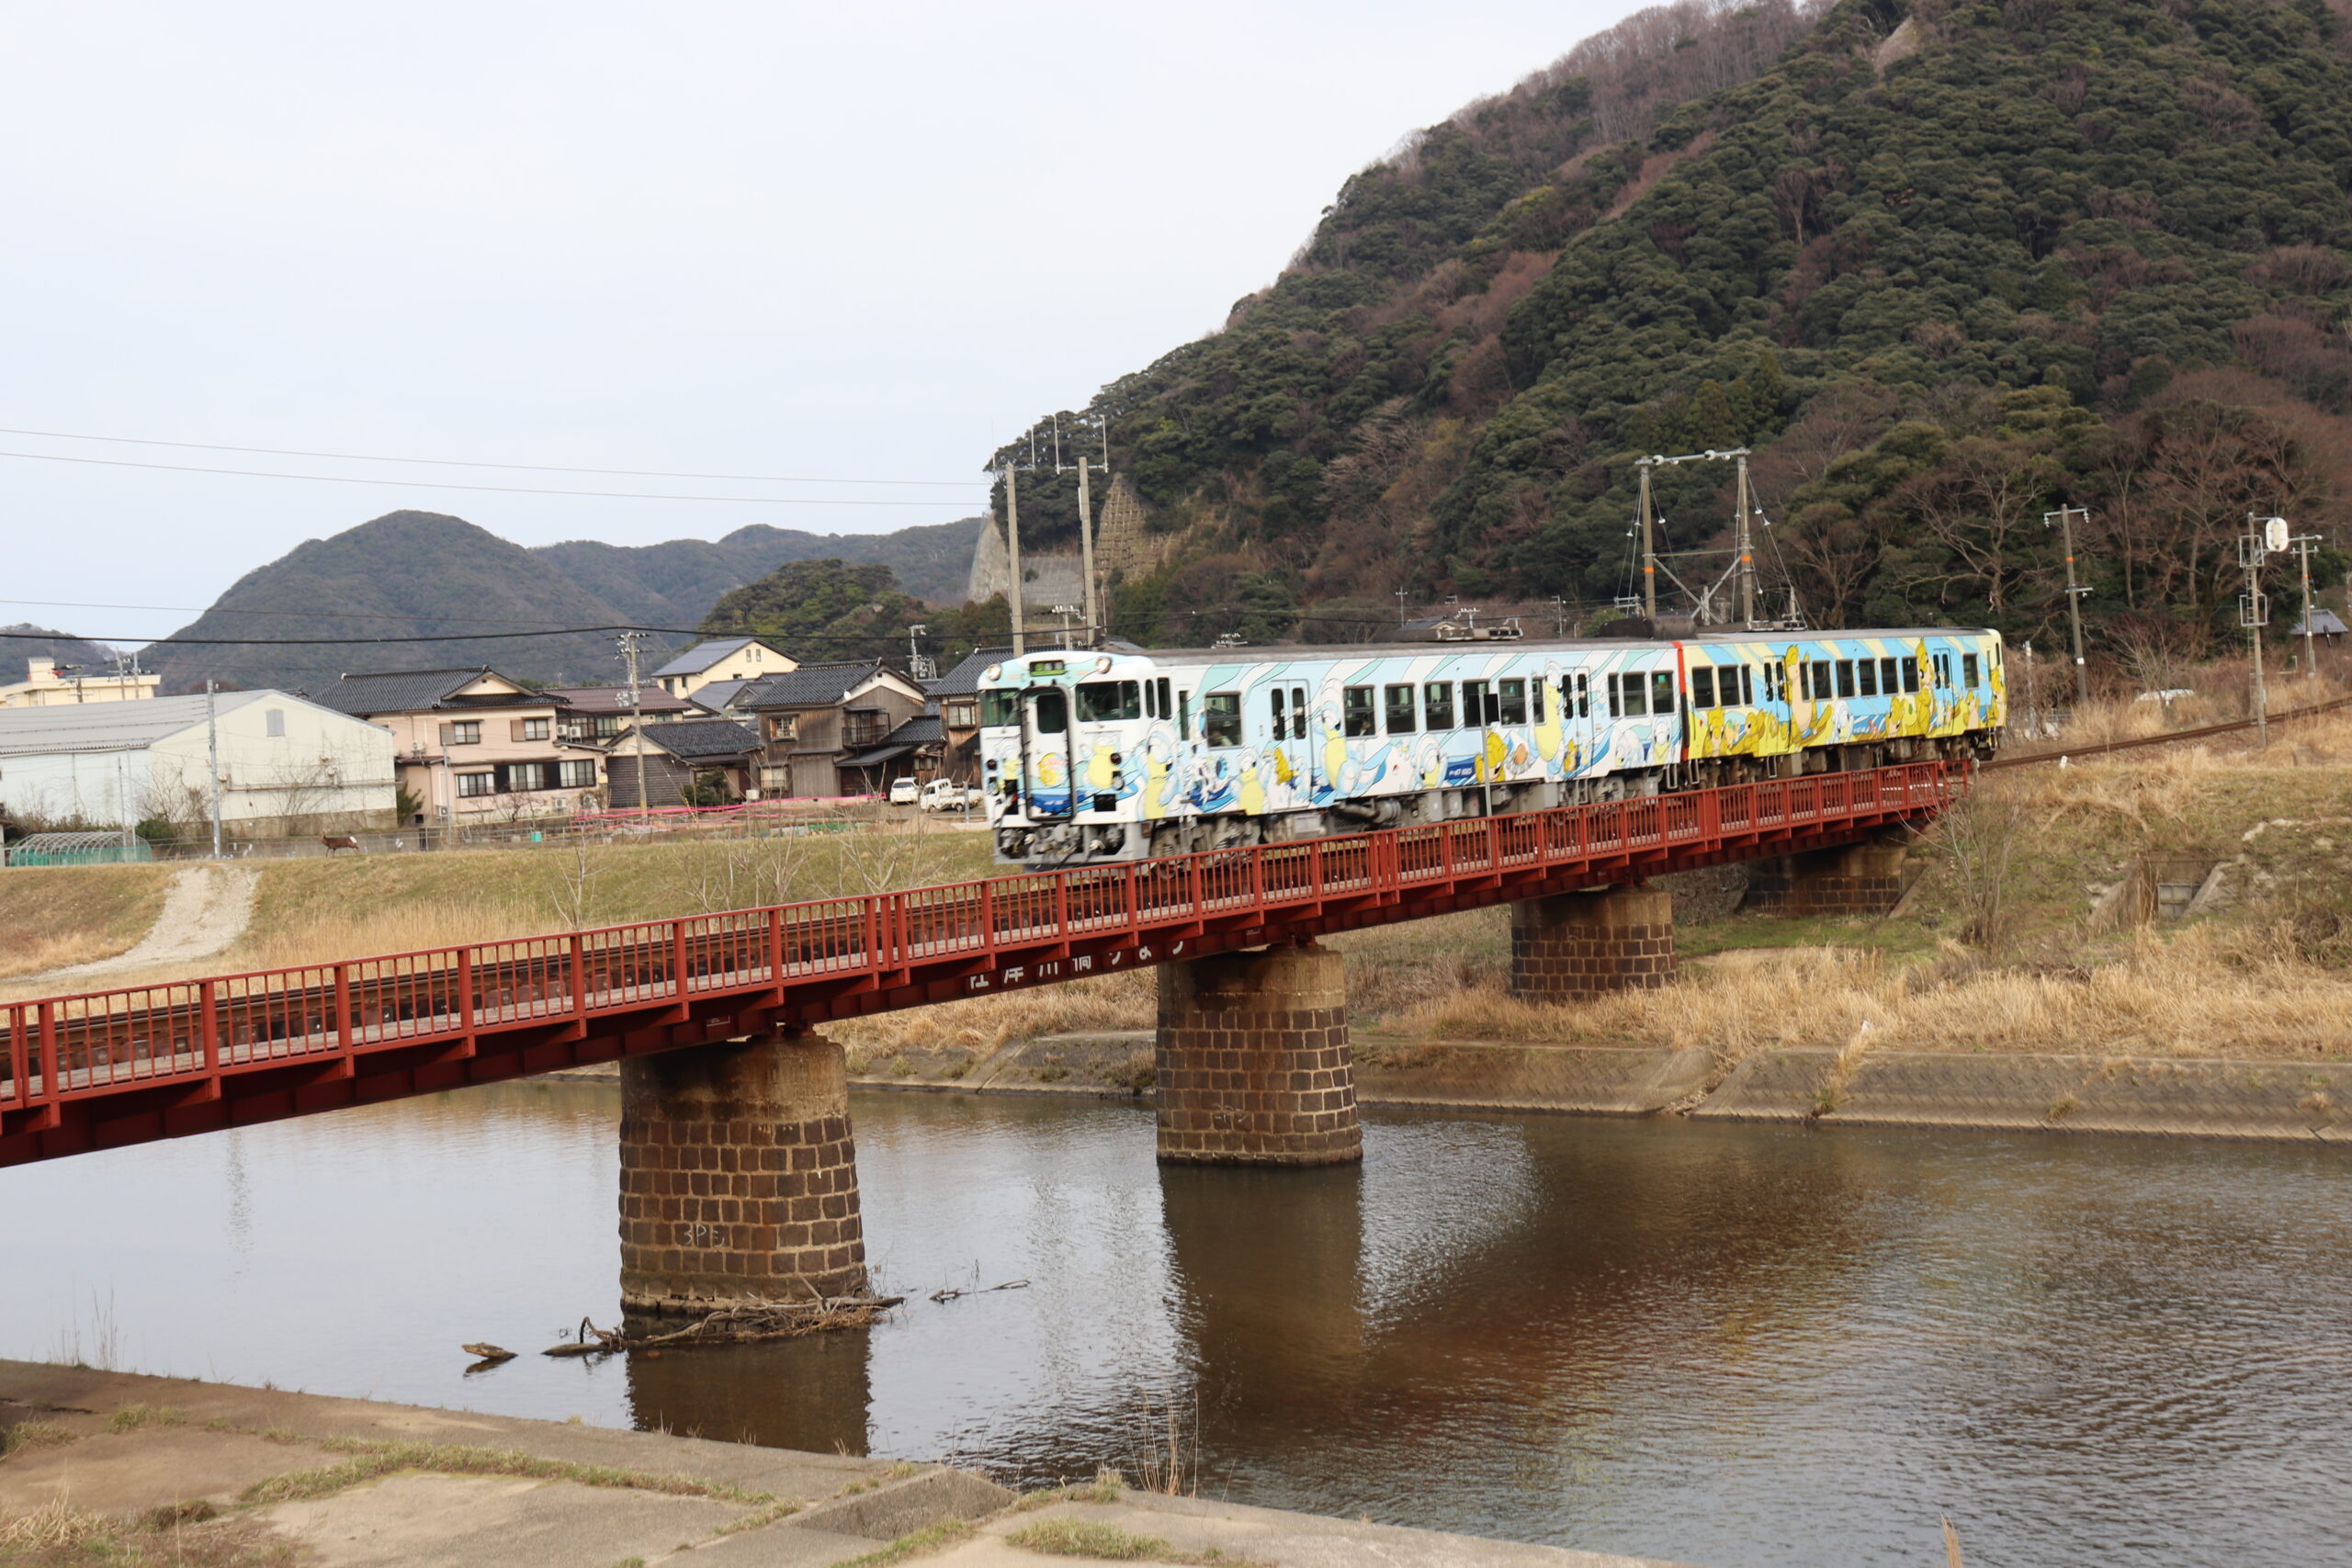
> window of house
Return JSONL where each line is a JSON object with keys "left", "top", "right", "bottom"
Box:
{"left": 457, "top": 771, "right": 495, "bottom": 797}
{"left": 1650, "top": 671, "right": 1676, "bottom": 713}
{"left": 1857, "top": 659, "right": 1878, "bottom": 697}
{"left": 945, "top": 700, "right": 978, "bottom": 728}
{"left": 760, "top": 765, "right": 792, "bottom": 794}
{"left": 1078, "top": 681, "right": 1140, "bottom": 721}
{"left": 1962, "top": 652, "right": 1981, "bottom": 688}
{"left": 1384, "top": 684, "right": 1417, "bottom": 734}
{"left": 1424, "top": 682, "right": 1455, "bottom": 729}
{"left": 1836, "top": 660, "right": 1856, "bottom": 698}
{"left": 591, "top": 715, "right": 620, "bottom": 739}
{"left": 1498, "top": 678, "right": 1527, "bottom": 725}
{"left": 446, "top": 720, "right": 481, "bottom": 746}
{"left": 558, "top": 759, "right": 597, "bottom": 788}
{"left": 979, "top": 693, "right": 1017, "bottom": 728}
{"left": 514, "top": 716, "right": 550, "bottom": 741}
{"left": 1203, "top": 692, "right": 1240, "bottom": 748}
{"left": 1692, "top": 668, "right": 1716, "bottom": 709}
{"left": 1342, "top": 685, "right": 1376, "bottom": 738}
{"left": 265, "top": 708, "right": 285, "bottom": 738}
{"left": 1462, "top": 680, "right": 1495, "bottom": 726}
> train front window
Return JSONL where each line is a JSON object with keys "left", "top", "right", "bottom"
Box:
{"left": 981, "top": 691, "right": 1019, "bottom": 728}
{"left": 1384, "top": 684, "right": 1417, "bottom": 734}
{"left": 1031, "top": 690, "right": 1068, "bottom": 734}
{"left": 1424, "top": 682, "right": 1455, "bottom": 729}
{"left": 1498, "top": 679, "right": 1527, "bottom": 725}
{"left": 1343, "top": 686, "right": 1376, "bottom": 737}
{"left": 1203, "top": 692, "right": 1241, "bottom": 748}
{"left": 1077, "top": 681, "right": 1140, "bottom": 722}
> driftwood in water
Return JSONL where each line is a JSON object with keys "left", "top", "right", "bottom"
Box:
{"left": 460, "top": 1343, "right": 515, "bottom": 1361}
{"left": 539, "top": 1298, "right": 903, "bottom": 1359}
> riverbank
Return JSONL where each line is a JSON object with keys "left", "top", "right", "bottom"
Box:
{"left": 0, "top": 1362, "right": 1690, "bottom": 1567}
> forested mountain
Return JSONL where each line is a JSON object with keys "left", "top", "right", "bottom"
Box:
{"left": 0, "top": 626, "right": 128, "bottom": 681}
{"left": 697, "top": 558, "right": 1012, "bottom": 666}
{"left": 1001, "top": 0, "right": 2352, "bottom": 661}
{"left": 144, "top": 511, "right": 986, "bottom": 694}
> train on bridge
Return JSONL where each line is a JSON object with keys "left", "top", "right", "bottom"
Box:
{"left": 979, "top": 626, "right": 2004, "bottom": 863}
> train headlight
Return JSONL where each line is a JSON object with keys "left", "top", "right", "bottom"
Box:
{"left": 984, "top": 665, "right": 1001, "bottom": 682}
{"left": 1094, "top": 656, "right": 1113, "bottom": 673}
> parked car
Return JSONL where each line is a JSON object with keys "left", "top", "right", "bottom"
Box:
{"left": 920, "top": 778, "right": 984, "bottom": 812}
{"left": 888, "top": 777, "right": 921, "bottom": 806}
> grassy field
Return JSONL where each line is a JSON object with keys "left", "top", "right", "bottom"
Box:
{"left": 11, "top": 698, "right": 2352, "bottom": 1066}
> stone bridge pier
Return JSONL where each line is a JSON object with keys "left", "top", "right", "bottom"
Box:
{"left": 1509, "top": 884, "right": 1678, "bottom": 1001}
{"left": 618, "top": 1026, "right": 867, "bottom": 1314}
{"left": 1742, "top": 835, "right": 1910, "bottom": 916}
{"left": 1155, "top": 943, "right": 1362, "bottom": 1167}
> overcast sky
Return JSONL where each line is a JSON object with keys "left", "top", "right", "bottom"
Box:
{"left": 2, "top": 0, "right": 1648, "bottom": 646}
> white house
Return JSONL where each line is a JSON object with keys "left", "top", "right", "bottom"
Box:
{"left": 0, "top": 691, "right": 398, "bottom": 836}
{"left": 651, "top": 637, "right": 794, "bottom": 701}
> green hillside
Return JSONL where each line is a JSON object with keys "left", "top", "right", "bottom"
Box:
{"left": 143, "top": 512, "right": 986, "bottom": 694}
{"left": 1011, "top": 0, "right": 2352, "bottom": 658}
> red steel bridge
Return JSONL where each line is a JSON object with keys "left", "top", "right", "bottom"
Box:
{"left": 2, "top": 762, "right": 1962, "bottom": 1168}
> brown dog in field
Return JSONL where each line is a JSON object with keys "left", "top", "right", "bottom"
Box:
{"left": 321, "top": 835, "right": 360, "bottom": 854}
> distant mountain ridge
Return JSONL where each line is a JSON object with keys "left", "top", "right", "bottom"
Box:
{"left": 141, "top": 511, "right": 986, "bottom": 694}
{"left": 0, "top": 626, "right": 127, "bottom": 682}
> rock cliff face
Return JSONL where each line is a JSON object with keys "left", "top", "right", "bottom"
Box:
{"left": 964, "top": 475, "right": 1183, "bottom": 620}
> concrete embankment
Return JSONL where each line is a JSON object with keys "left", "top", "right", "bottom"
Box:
{"left": 819, "top": 1031, "right": 2352, "bottom": 1143}
{"left": 0, "top": 1361, "right": 1691, "bottom": 1567}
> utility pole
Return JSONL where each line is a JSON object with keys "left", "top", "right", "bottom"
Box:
{"left": 617, "top": 630, "right": 651, "bottom": 819}
{"left": 2244, "top": 514, "right": 2286, "bottom": 749}
{"left": 1635, "top": 457, "right": 1657, "bottom": 619}
{"left": 995, "top": 460, "right": 1029, "bottom": 656}
{"left": 1396, "top": 588, "right": 1408, "bottom": 629}
{"left": 1052, "top": 604, "right": 1080, "bottom": 649}
{"left": 2042, "top": 506, "right": 2093, "bottom": 711}
{"left": 206, "top": 679, "right": 222, "bottom": 860}
{"left": 1735, "top": 453, "right": 1758, "bottom": 626}
{"left": 1056, "top": 422, "right": 1108, "bottom": 647}
{"left": 2292, "top": 532, "right": 2323, "bottom": 680}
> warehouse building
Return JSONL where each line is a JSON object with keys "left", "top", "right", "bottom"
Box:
{"left": 0, "top": 691, "right": 398, "bottom": 838}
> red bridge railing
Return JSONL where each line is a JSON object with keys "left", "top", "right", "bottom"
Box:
{"left": 1, "top": 762, "right": 1959, "bottom": 1145}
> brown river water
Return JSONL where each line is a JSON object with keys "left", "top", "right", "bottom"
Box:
{"left": 4, "top": 1082, "right": 2347, "bottom": 1568}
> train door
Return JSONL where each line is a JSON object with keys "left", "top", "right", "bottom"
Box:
{"left": 1557, "top": 663, "right": 1595, "bottom": 780}
{"left": 1267, "top": 679, "right": 1310, "bottom": 807}
{"left": 1021, "top": 686, "right": 1074, "bottom": 818}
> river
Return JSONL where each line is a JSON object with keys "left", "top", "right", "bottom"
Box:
{"left": 5, "top": 1082, "right": 2346, "bottom": 1568}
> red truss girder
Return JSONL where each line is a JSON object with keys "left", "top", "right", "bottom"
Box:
{"left": 1, "top": 763, "right": 1962, "bottom": 1167}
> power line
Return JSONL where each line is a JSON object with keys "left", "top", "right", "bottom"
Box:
{"left": 0, "top": 425, "right": 980, "bottom": 487}
{"left": 0, "top": 448, "right": 983, "bottom": 505}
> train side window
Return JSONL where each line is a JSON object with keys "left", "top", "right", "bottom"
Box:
{"left": 1903, "top": 659, "right": 1921, "bottom": 694}
{"left": 1143, "top": 682, "right": 1157, "bottom": 719}
{"left": 1857, "top": 660, "right": 1878, "bottom": 698}
{"left": 1835, "top": 660, "right": 1856, "bottom": 698}
{"left": 1461, "top": 679, "right": 1491, "bottom": 725}
{"left": 1531, "top": 677, "right": 1546, "bottom": 723}
{"left": 1271, "top": 687, "right": 1287, "bottom": 739}
{"left": 1032, "top": 689, "right": 1068, "bottom": 734}
{"left": 1880, "top": 658, "right": 1898, "bottom": 694}
{"left": 1424, "top": 682, "right": 1456, "bottom": 729}
{"left": 1692, "top": 667, "right": 1716, "bottom": 709}
{"left": 1614, "top": 672, "right": 1646, "bottom": 717}
{"left": 1498, "top": 678, "right": 1527, "bottom": 725}
{"left": 1342, "top": 685, "right": 1376, "bottom": 738}
{"left": 1203, "top": 693, "right": 1240, "bottom": 748}
{"left": 1574, "top": 673, "right": 1590, "bottom": 717}
{"left": 1178, "top": 691, "right": 1192, "bottom": 740}
{"left": 1384, "top": 683, "right": 1417, "bottom": 734}
{"left": 1741, "top": 666, "right": 1757, "bottom": 705}
{"left": 1291, "top": 686, "right": 1308, "bottom": 739}
{"left": 1650, "top": 671, "right": 1676, "bottom": 713}
{"left": 1807, "top": 660, "right": 1828, "bottom": 699}
{"left": 1962, "top": 652, "right": 1981, "bottom": 688}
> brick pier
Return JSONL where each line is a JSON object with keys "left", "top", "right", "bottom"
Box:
{"left": 618, "top": 1027, "right": 868, "bottom": 1314}
{"left": 1742, "top": 838, "right": 1909, "bottom": 916}
{"left": 1509, "top": 884, "right": 1678, "bottom": 1000}
{"left": 1155, "top": 943, "right": 1362, "bottom": 1167}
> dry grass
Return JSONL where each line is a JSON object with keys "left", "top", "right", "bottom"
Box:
{"left": 0, "top": 1496, "right": 293, "bottom": 1567}
{"left": 0, "top": 865, "right": 171, "bottom": 978}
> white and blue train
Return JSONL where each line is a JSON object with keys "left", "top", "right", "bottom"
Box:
{"left": 977, "top": 628, "right": 2005, "bottom": 865}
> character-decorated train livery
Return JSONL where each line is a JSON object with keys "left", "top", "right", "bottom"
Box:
{"left": 976, "top": 627, "right": 2003, "bottom": 865}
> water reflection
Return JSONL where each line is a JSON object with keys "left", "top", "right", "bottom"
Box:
{"left": 4, "top": 1084, "right": 2349, "bottom": 1568}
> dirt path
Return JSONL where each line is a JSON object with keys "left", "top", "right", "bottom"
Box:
{"left": 36, "top": 863, "right": 259, "bottom": 982}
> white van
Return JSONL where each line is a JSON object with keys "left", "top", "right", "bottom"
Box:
{"left": 888, "top": 777, "right": 921, "bottom": 806}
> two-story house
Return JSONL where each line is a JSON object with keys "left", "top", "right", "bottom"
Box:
{"left": 547, "top": 685, "right": 692, "bottom": 743}
{"left": 315, "top": 668, "right": 596, "bottom": 826}
{"left": 924, "top": 647, "right": 1010, "bottom": 785}
{"left": 650, "top": 637, "right": 794, "bottom": 701}
{"left": 728, "top": 661, "right": 928, "bottom": 799}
